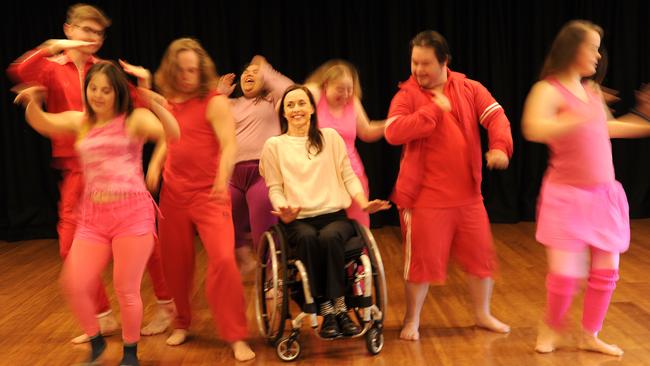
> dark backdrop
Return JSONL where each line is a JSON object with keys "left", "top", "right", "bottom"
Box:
{"left": 2, "top": 0, "right": 650, "bottom": 241}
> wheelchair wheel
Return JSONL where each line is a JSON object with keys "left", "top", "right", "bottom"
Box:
{"left": 365, "top": 326, "right": 384, "bottom": 355}
{"left": 255, "top": 225, "right": 289, "bottom": 345}
{"left": 276, "top": 336, "right": 301, "bottom": 362}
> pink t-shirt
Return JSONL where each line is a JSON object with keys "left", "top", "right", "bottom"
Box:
{"left": 544, "top": 79, "right": 615, "bottom": 186}
{"left": 76, "top": 114, "right": 147, "bottom": 194}
{"left": 316, "top": 94, "right": 366, "bottom": 179}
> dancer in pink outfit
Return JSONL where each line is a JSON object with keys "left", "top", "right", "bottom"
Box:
{"left": 305, "top": 60, "right": 386, "bottom": 227}
{"left": 522, "top": 20, "right": 650, "bottom": 356}
{"left": 13, "top": 61, "right": 180, "bottom": 365}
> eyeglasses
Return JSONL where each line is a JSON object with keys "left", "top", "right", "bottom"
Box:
{"left": 71, "top": 24, "right": 106, "bottom": 39}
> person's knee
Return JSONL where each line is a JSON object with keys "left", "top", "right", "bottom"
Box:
{"left": 114, "top": 286, "right": 141, "bottom": 307}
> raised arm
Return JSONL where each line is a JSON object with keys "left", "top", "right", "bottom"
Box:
{"left": 14, "top": 86, "right": 82, "bottom": 137}
{"left": 354, "top": 98, "right": 385, "bottom": 142}
{"left": 253, "top": 56, "right": 293, "bottom": 104}
{"left": 127, "top": 89, "right": 180, "bottom": 142}
{"left": 8, "top": 40, "right": 98, "bottom": 83}
{"left": 604, "top": 83, "right": 650, "bottom": 138}
{"left": 207, "top": 94, "right": 237, "bottom": 199}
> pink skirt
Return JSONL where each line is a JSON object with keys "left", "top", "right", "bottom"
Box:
{"left": 536, "top": 179, "right": 629, "bottom": 253}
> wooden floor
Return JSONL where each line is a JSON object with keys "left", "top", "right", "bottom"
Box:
{"left": 2, "top": 221, "right": 650, "bottom": 365}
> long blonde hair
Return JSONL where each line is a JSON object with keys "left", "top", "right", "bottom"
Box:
{"left": 154, "top": 38, "right": 219, "bottom": 98}
{"left": 305, "top": 59, "right": 362, "bottom": 100}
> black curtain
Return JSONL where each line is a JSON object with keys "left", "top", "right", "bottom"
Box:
{"left": 2, "top": 0, "right": 650, "bottom": 241}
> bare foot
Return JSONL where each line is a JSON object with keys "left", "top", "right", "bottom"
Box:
{"left": 400, "top": 321, "right": 420, "bottom": 340}
{"left": 141, "top": 301, "right": 176, "bottom": 336}
{"left": 166, "top": 329, "right": 188, "bottom": 346}
{"left": 71, "top": 313, "right": 120, "bottom": 344}
{"left": 578, "top": 331, "right": 623, "bottom": 356}
{"left": 231, "top": 340, "right": 256, "bottom": 361}
{"left": 475, "top": 313, "right": 511, "bottom": 333}
{"left": 535, "top": 322, "right": 563, "bottom": 353}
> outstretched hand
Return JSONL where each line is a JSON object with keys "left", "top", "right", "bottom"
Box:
{"left": 119, "top": 59, "right": 152, "bottom": 87}
{"left": 13, "top": 84, "right": 47, "bottom": 108}
{"left": 363, "top": 199, "right": 392, "bottom": 214}
{"left": 485, "top": 149, "right": 509, "bottom": 170}
{"left": 217, "top": 73, "right": 236, "bottom": 96}
{"left": 271, "top": 206, "right": 302, "bottom": 224}
{"left": 44, "top": 39, "right": 99, "bottom": 55}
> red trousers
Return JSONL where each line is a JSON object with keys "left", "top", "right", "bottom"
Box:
{"left": 158, "top": 189, "right": 248, "bottom": 342}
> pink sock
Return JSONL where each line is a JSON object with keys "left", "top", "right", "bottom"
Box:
{"left": 545, "top": 273, "right": 580, "bottom": 329}
{"left": 582, "top": 268, "right": 618, "bottom": 334}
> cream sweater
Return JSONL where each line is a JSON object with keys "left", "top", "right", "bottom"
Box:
{"left": 260, "top": 128, "right": 364, "bottom": 219}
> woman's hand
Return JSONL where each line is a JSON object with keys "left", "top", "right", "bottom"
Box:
{"left": 363, "top": 199, "right": 392, "bottom": 214}
{"left": 13, "top": 84, "right": 47, "bottom": 107}
{"left": 271, "top": 206, "right": 302, "bottom": 224}
{"left": 119, "top": 59, "right": 152, "bottom": 88}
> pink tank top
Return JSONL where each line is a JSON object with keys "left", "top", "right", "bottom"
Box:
{"left": 316, "top": 94, "right": 365, "bottom": 178}
{"left": 544, "top": 79, "right": 615, "bottom": 186}
{"left": 76, "top": 114, "right": 147, "bottom": 194}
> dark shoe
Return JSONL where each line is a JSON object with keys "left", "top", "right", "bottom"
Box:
{"left": 88, "top": 334, "right": 106, "bottom": 363}
{"left": 120, "top": 343, "right": 140, "bottom": 366}
{"left": 319, "top": 314, "right": 341, "bottom": 338}
{"left": 336, "top": 312, "right": 361, "bottom": 336}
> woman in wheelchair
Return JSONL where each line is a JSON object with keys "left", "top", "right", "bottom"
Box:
{"left": 260, "top": 84, "right": 390, "bottom": 338}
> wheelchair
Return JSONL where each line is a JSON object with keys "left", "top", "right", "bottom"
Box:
{"left": 254, "top": 220, "right": 387, "bottom": 362}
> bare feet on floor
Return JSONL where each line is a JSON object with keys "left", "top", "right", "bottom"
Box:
{"left": 475, "top": 313, "right": 511, "bottom": 334}
{"left": 535, "top": 322, "right": 564, "bottom": 353}
{"left": 400, "top": 320, "right": 420, "bottom": 341}
{"left": 578, "top": 330, "right": 623, "bottom": 356}
{"left": 141, "top": 301, "right": 176, "bottom": 336}
{"left": 70, "top": 312, "right": 119, "bottom": 344}
{"left": 166, "top": 328, "right": 189, "bottom": 346}
{"left": 231, "top": 340, "right": 256, "bottom": 362}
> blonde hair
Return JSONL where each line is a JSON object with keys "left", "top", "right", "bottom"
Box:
{"left": 154, "top": 38, "right": 219, "bottom": 98}
{"left": 305, "top": 59, "right": 362, "bottom": 99}
{"left": 66, "top": 3, "right": 111, "bottom": 28}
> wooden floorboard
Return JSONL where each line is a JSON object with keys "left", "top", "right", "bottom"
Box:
{"left": 1, "top": 220, "right": 650, "bottom": 365}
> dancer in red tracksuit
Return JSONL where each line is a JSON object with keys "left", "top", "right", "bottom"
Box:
{"left": 149, "top": 38, "right": 255, "bottom": 362}
{"left": 385, "top": 30, "right": 513, "bottom": 340}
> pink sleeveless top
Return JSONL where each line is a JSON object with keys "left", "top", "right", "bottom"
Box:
{"left": 76, "top": 114, "right": 147, "bottom": 195}
{"left": 544, "top": 79, "right": 615, "bottom": 186}
{"left": 316, "top": 94, "right": 366, "bottom": 179}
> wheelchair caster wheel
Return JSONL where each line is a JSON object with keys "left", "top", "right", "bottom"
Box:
{"left": 276, "top": 336, "right": 301, "bottom": 362}
{"left": 365, "top": 327, "right": 384, "bottom": 355}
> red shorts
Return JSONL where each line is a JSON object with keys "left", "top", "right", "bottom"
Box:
{"left": 399, "top": 202, "right": 496, "bottom": 283}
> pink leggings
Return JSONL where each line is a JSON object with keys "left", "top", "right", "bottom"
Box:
{"left": 61, "top": 195, "right": 157, "bottom": 343}
{"left": 61, "top": 235, "right": 154, "bottom": 343}
{"left": 544, "top": 246, "right": 620, "bottom": 333}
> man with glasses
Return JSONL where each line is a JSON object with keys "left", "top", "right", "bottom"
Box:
{"left": 8, "top": 3, "right": 175, "bottom": 345}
